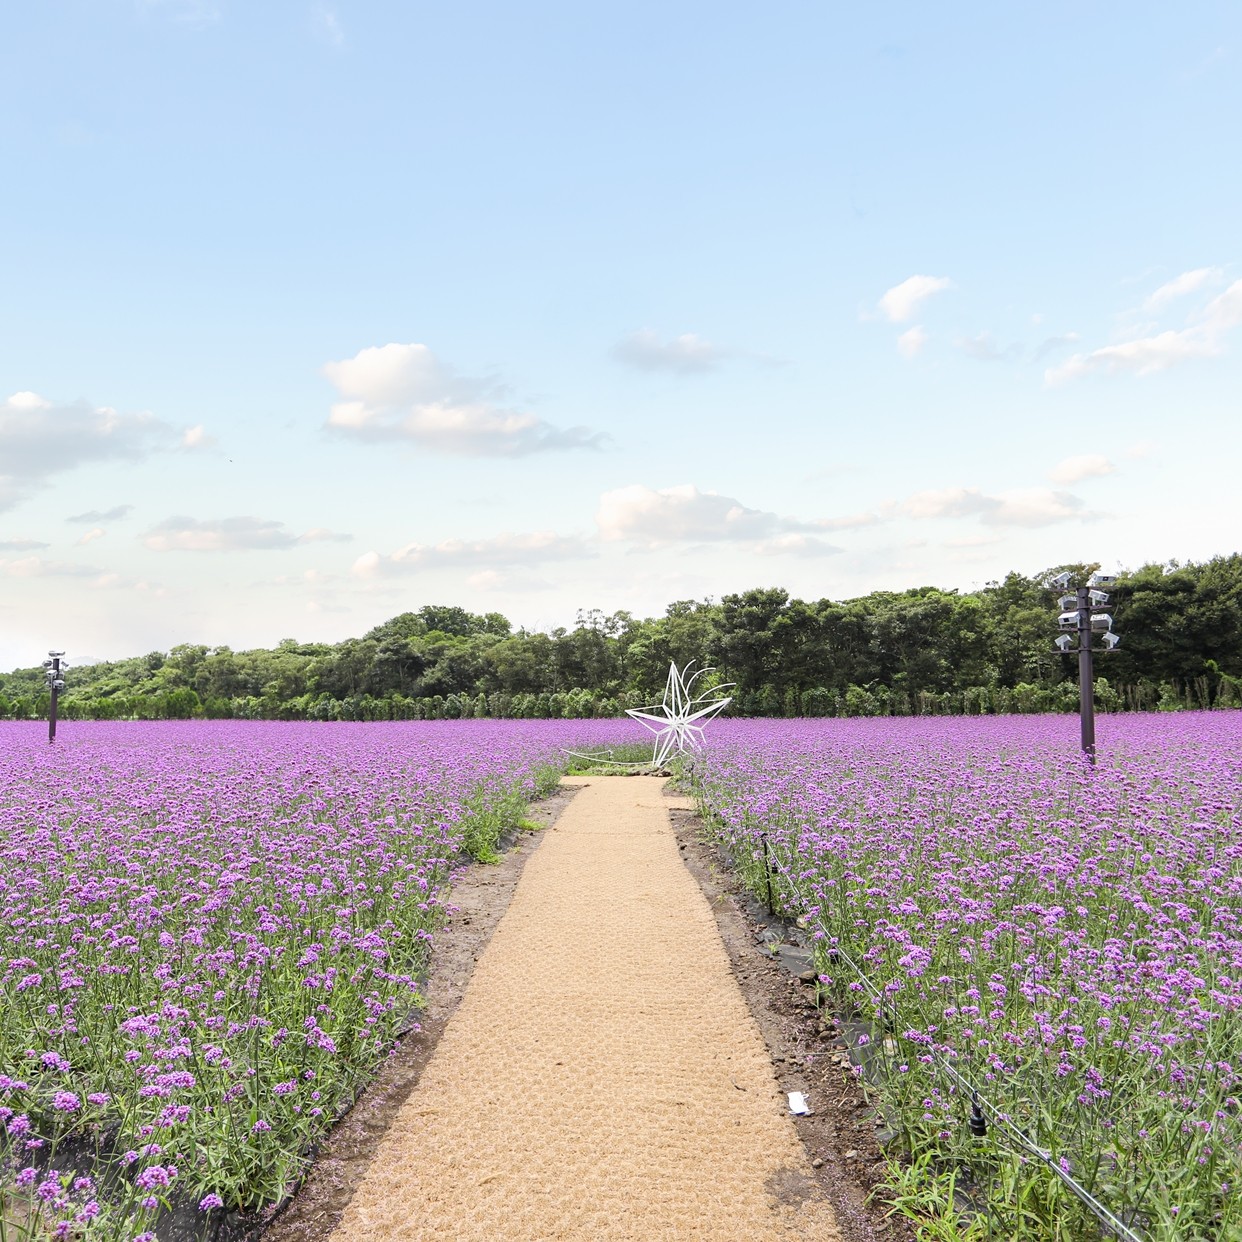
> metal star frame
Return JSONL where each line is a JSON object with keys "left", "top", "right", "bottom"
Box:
{"left": 625, "top": 660, "right": 734, "bottom": 767}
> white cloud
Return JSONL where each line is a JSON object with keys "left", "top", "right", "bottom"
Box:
{"left": 596, "top": 483, "right": 847, "bottom": 548}
{"left": 978, "top": 489, "right": 1087, "bottom": 527}
{"left": 903, "top": 486, "right": 1086, "bottom": 527}
{"left": 1048, "top": 454, "right": 1116, "bottom": 485}
{"left": 1144, "top": 267, "right": 1223, "bottom": 311}
{"left": 750, "top": 533, "right": 843, "bottom": 558}
{"left": 902, "top": 488, "right": 983, "bottom": 520}
{"left": 7, "top": 391, "right": 50, "bottom": 410}
{"left": 353, "top": 531, "right": 592, "bottom": 578}
{"left": 816, "top": 510, "right": 884, "bottom": 531}
{"left": 944, "top": 534, "right": 1002, "bottom": 548}
{"left": 1046, "top": 329, "right": 1219, "bottom": 384}
{"left": 181, "top": 424, "right": 216, "bottom": 449}
{"left": 1202, "top": 278, "right": 1242, "bottom": 331}
{"left": 0, "top": 538, "right": 49, "bottom": 551}
{"left": 1033, "top": 332, "right": 1081, "bottom": 361}
{"left": 0, "top": 556, "right": 97, "bottom": 579}
{"left": 311, "top": 4, "right": 344, "bottom": 45}
{"left": 612, "top": 330, "right": 730, "bottom": 374}
{"left": 466, "top": 569, "right": 556, "bottom": 592}
{"left": 89, "top": 573, "right": 165, "bottom": 595}
{"left": 897, "top": 326, "right": 927, "bottom": 359}
{"left": 268, "top": 568, "right": 341, "bottom": 587}
{"left": 76, "top": 527, "right": 107, "bottom": 546}
{"left": 67, "top": 504, "right": 134, "bottom": 523}
{"left": 956, "top": 332, "right": 1014, "bottom": 362}
{"left": 325, "top": 342, "right": 453, "bottom": 406}
{"left": 1048, "top": 276, "right": 1242, "bottom": 385}
{"left": 144, "top": 516, "right": 352, "bottom": 552}
{"left": 323, "top": 342, "right": 605, "bottom": 456}
{"left": 1, "top": 392, "right": 181, "bottom": 513}
{"left": 878, "top": 275, "right": 953, "bottom": 323}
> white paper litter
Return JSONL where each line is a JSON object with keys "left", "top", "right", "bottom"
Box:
{"left": 787, "top": 1091, "right": 811, "bottom": 1115}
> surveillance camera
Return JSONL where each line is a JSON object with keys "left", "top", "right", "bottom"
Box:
{"left": 1058, "top": 611, "right": 1079, "bottom": 630}
{"left": 1055, "top": 634, "right": 1074, "bottom": 652}
{"left": 1088, "top": 589, "right": 1110, "bottom": 605}
{"left": 1050, "top": 571, "right": 1073, "bottom": 588}
{"left": 1088, "top": 573, "right": 1117, "bottom": 588}
{"left": 1101, "top": 631, "right": 1120, "bottom": 650}
{"left": 1058, "top": 594, "right": 1078, "bottom": 611}
{"left": 1090, "top": 613, "right": 1114, "bottom": 632}
{"left": 52, "top": 679, "right": 65, "bottom": 690}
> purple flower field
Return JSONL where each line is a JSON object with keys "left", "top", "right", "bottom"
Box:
{"left": 0, "top": 720, "right": 633, "bottom": 1240}
{"left": 683, "top": 714, "right": 1242, "bottom": 1240}
{"left": 3, "top": 714, "right": 1239, "bottom": 1239}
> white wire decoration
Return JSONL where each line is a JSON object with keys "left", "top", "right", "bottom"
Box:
{"left": 625, "top": 660, "right": 734, "bottom": 767}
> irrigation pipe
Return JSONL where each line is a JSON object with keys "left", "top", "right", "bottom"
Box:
{"left": 719, "top": 807, "right": 1147, "bottom": 1242}
{"left": 560, "top": 747, "right": 661, "bottom": 770}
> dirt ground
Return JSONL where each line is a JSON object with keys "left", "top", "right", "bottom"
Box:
{"left": 262, "top": 779, "right": 909, "bottom": 1242}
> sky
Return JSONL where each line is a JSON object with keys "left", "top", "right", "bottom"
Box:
{"left": 2, "top": 2, "right": 1240, "bottom": 671}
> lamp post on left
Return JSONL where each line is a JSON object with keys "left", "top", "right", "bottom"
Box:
{"left": 43, "top": 650, "right": 67, "bottom": 743}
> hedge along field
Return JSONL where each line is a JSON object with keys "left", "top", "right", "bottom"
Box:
{"left": 0, "top": 719, "right": 635, "bottom": 1240}
{"left": 683, "top": 715, "right": 1242, "bottom": 1241}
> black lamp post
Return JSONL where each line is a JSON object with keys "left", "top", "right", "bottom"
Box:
{"left": 1052, "top": 573, "right": 1119, "bottom": 764}
{"left": 43, "top": 651, "right": 66, "bottom": 743}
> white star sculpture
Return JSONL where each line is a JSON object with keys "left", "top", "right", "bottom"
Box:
{"left": 626, "top": 661, "right": 734, "bottom": 767}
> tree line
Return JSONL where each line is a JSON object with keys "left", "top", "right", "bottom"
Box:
{"left": 2, "top": 556, "right": 1240, "bottom": 722}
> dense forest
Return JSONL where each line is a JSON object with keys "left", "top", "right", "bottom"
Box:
{"left": 3, "top": 556, "right": 1240, "bottom": 721}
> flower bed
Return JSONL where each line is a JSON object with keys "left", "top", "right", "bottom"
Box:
{"left": 0, "top": 719, "right": 632, "bottom": 1239}
{"left": 684, "top": 714, "right": 1242, "bottom": 1240}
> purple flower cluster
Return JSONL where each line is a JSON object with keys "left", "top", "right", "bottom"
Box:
{"left": 0, "top": 718, "right": 632, "bottom": 1237}
{"left": 685, "top": 713, "right": 1242, "bottom": 1238}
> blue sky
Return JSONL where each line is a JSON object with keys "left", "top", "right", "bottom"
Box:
{"left": 2, "top": 1, "right": 1240, "bottom": 670}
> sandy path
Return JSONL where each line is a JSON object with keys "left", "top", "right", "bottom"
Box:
{"left": 330, "top": 776, "right": 841, "bottom": 1241}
